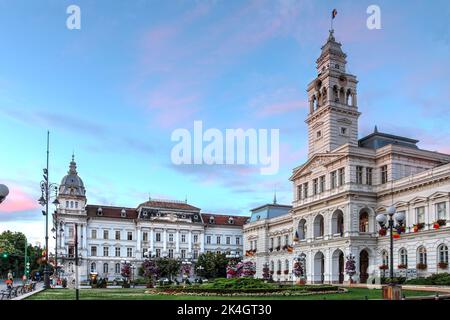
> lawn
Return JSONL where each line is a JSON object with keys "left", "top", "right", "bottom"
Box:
{"left": 26, "top": 287, "right": 435, "bottom": 300}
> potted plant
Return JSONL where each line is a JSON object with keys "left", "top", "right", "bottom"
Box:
{"left": 413, "top": 223, "right": 425, "bottom": 232}
{"left": 378, "top": 228, "right": 387, "bottom": 236}
{"left": 416, "top": 263, "right": 427, "bottom": 270}
{"left": 283, "top": 270, "right": 289, "bottom": 275}
{"left": 275, "top": 246, "right": 281, "bottom": 251}
{"left": 397, "top": 264, "right": 407, "bottom": 269}
{"left": 433, "top": 219, "right": 446, "bottom": 229}
{"left": 438, "top": 262, "right": 448, "bottom": 269}
{"left": 379, "top": 264, "right": 388, "bottom": 270}
{"left": 276, "top": 270, "right": 281, "bottom": 275}
{"left": 269, "top": 248, "right": 273, "bottom": 252}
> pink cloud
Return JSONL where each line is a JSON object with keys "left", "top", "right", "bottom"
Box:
{"left": 0, "top": 184, "right": 39, "bottom": 213}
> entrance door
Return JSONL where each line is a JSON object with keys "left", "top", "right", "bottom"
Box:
{"left": 360, "top": 250, "right": 369, "bottom": 283}
{"left": 338, "top": 252, "right": 344, "bottom": 284}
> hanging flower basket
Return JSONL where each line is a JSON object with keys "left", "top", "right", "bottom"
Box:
{"left": 438, "top": 262, "right": 448, "bottom": 269}
{"left": 397, "top": 264, "right": 407, "bottom": 269}
{"left": 416, "top": 263, "right": 427, "bottom": 270}
{"left": 378, "top": 228, "right": 387, "bottom": 236}
{"left": 379, "top": 264, "right": 388, "bottom": 270}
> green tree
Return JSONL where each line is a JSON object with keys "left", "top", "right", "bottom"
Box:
{"left": 155, "top": 257, "right": 181, "bottom": 281}
{"left": 196, "top": 252, "right": 229, "bottom": 279}
{"left": 0, "top": 230, "right": 27, "bottom": 278}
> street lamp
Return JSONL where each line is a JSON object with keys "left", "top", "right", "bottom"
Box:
{"left": 376, "top": 205, "right": 406, "bottom": 299}
{"left": 0, "top": 184, "right": 9, "bottom": 204}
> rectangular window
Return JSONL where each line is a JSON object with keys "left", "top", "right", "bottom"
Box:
{"left": 103, "top": 246, "right": 109, "bottom": 257}
{"left": 168, "top": 233, "right": 174, "bottom": 242}
{"left": 168, "top": 249, "right": 173, "bottom": 258}
{"left": 193, "top": 250, "right": 198, "bottom": 259}
{"left": 285, "top": 234, "right": 289, "bottom": 245}
{"left": 103, "top": 230, "right": 109, "bottom": 240}
{"left": 330, "top": 171, "right": 337, "bottom": 189}
{"left": 226, "top": 236, "right": 230, "bottom": 245}
{"left": 142, "top": 232, "right": 148, "bottom": 242}
{"left": 338, "top": 168, "right": 345, "bottom": 186}
{"left": 381, "top": 165, "right": 388, "bottom": 184}
{"left": 181, "top": 249, "right": 186, "bottom": 259}
{"left": 436, "top": 202, "right": 447, "bottom": 220}
{"left": 91, "top": 230, "right": 97, "bottom": 239}
{"left": 297, "top": 185, "right": 302, "bottom": 200}
{"left": 115, "top": 247, "right": 120, "bottom": 257}
{"left": 142, "top": 248, "right": 147, "bottom": 258}
{"left": 356, "top": 166, "right": 363, "bottom": 184}
{"left": 127, "top": 248, "right": 132, "bottom": 257}
{"left": 277, "top": 236, "right": 281, "bottom": 247}
{"left": 313, "top": 178, "right": 318, "bottom": 195}
{"left": 416, "top": 207, "right": 425, "bottom": 224}
{"left": 216, "top": 236, "right": 221, "bottom": 244}
{"left": 91, "top": 246, "right": 97, "bottom": 257}
{"left": 156, "top": 248, "right": 161, "bottom": 257}
{"left": 156, "top": 232, "right": 161, "bottom": 242}
{"left": 181, "top": 234, "right": 186, "bottom": 243}
{"left": 320, "top": 176, "right": 325, "bottom": 193}
{"left": 236, "top": 237, "right": 240, "bottom": 245}
{"left": 270, "top": 238, "right": 274, "bottom": 249}
{"left": 115, "top": 231, "right": 120, "bottom": 240}
{"left": 127, "top": 232, "right": 133, "bottom": 241}
{"left": 206, "top": 235, "right": 211, "bottom": 244}
{"left": 303, "top": 182, "right": 308, "bottom": 198}
{"left": 193, "top": 234, "right": 198, "bottom": 243}
{"left": 366, "top": 167, "right": 373, "bottom": 185}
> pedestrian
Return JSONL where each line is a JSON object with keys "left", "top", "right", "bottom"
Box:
{"left": 5, "top": 279, "right": 13, "bottom": 289}
{"left": 7, "top": 270, "right": 13, "bottom": 286}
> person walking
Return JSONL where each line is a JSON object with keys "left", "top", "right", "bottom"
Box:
{"left": 7, "top": 270, "right": 13, "bottom": 286}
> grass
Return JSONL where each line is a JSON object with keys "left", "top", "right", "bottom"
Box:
{"left": 26, "top": 287, "right": 436, "bottom": 300}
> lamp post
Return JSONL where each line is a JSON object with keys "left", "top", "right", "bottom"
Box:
{"left": 38, "top": 131, "right": 60, "bottom": 289}
{"left": 376, "top": 206, "right": 406, "bottom": 300}
{"left": 0, "top": 184, "right": 9, "bottom": 204}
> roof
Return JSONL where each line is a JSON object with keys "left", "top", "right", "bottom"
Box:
{"left": 359, "top": 128, "right": 419, "bottom": 150}
{"left": 85, "top": 205, "right": 138, "bottom": 220}
{"left": 201, "top": 213, "right": 249, "bottom": 226}
{"left": 137, "top": 200, "right": 200, "bottom": 211}
{"left": 249, "top": 203, "right": 292, "bottom": 223}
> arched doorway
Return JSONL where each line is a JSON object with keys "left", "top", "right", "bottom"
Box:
{"left": 332, "top": 249, "right": 344, "bottom": 283}
{"left": 314, "top": 251, "right": 325, "bottom": 284}
{"left": 331, "top": 210, "right": 344, "bottom": 235}
{"left": 359, "top": 249, "right": 369, "bottom": 283}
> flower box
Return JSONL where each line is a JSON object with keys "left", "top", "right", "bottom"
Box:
{"left": 269, "top": 248, "right": 273, "bottom": 252}
{"left": 282, "top": 245, "right": 288, "bottom": 251}
{"left": 379, "top": 264, "right": 388, "bottom": 270}
{"left": 438, "top": 262, "right": 448, "bottom": 269}
{"left": 397, "top": 264, "right": 407, "bottom": 269}
{"left": 276, "top": 270, "right": 281, "bottom": 275}
{"left": 433, "top": 220, "right": 446, "bottom": 229}
{"left": 275, "top": 246, "right": 281, "bottom": 251}
{"left": 378, "top": 228, "right": 387, "bottom": 236}
{"left": 396, "top": 226, "right": 405, "bottom": 234}
{"left": 283, "top": 270, "right": 289, "bottom": 275}
{"left": 270, "top": 270, "right": 274, "bottom": 275}
{"left": 416, "top": 263, "right": 427, "bottom": 270}
{"left": 413, "top": 223, "right": 425, "bottom": 233}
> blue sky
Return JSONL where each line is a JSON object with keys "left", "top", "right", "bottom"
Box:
{"left": 0, "top": 0, "right": 449, "bottom": 244}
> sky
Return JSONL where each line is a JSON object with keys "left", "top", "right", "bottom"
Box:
{"left": 0, "top": 0, "right": 449, "bottom": 245}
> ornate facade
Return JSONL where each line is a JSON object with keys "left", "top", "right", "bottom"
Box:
{"left": 243, "top": 30, "right": 450, "bottom": 284}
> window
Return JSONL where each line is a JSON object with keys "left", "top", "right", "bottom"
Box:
{"left": 399, "top": 248, "right": 408, "bottom": 267}
{"left": 417, "top": 247, "right": 427, "bottom": 265}
{"left": 66, "top": 201, "right": 69, "bottom": 208}
{"left": 284, "top": 234, "right": 289, "bottom": 245}
{"left": 75, "top": 201, "right": 78, "bottom": 208}
{"left": 366, "top": 168, "right": 373, "bottom": 185}
{"left": 285, "top": 259, "right": 289, "bottom": 272}
{"left": 216, "top": 236, "right": 221, "bottom": 244}
{"left": 297, "top": 185, "right": 302, "bottom": 200}
{"left": 313, "top": 178, "right": 318, "bottom": 195}
{"left": 381, "top": 251, "right": 389, "bottom": 266}
{"left": 142, "top": 248, "right": 148, "bottom": 258}
{"left": 436, "top": 202, "right": 447, "bottom": 220}
{"left": 270, "top": 261, "right": 274, "bottom": 271}
{"left": 127, "top": 248, "right": 132, "bottom": 257}
{"left": 381, "top": 165, "right": 388, "bottom": 184}
{"left": 181, "top": 234, "right": 186, "bottom": 243}
{"left": 356, "top": 166, "right": 363, "bottom": 184}
{"left": 91, "top": 230, "right": 97, "bottom": 239}
{"left": 359, "top": 211, "right": 369, "bottom": 233}
{"left": 205, "top": 235, "right": 211, "bottom": 244}
{"left": 236, "top": 237, "right": 240, "bottom": 245}
{"left": 340, "top": 127, "right": 347, "bottom": 135}
{"left": 156, "top": 232, "right": 161, "bottom": 242}
{"left": 226, "top": 237, "right": 231, "bottom": 245}
{"left": 155, "top": 249, "right": 161, "bottom": 257}
{"left": 115, "top": 263, "right": 120, "bottom": 274}
{"left": 416, "top": 207, "right": 425, "bottom": 224}
{"left": 438, "top": 244, "right": 448, "bottom": 264}
{"left": 316, "top": 131, "right": 322, "bottom": 138}
{"left": 181, "top": 249, "right": 186, "bottom": 259}
{"left": 303, "top": 182, "right": 308, "bottom": 198}
{"left": 68, "top": 226, "right": 74, "bottom": 239}
{"left": 115, "top": 231, "right": 120, "bottom": 240}
{"left": 193, "top": 234, "right": 198, "bottom": 243}
{"left": 270, "top": 238, "right": 274, "bottom": 249}
{"left": 193, "top": 250, "right": 198, "bottom": 259}
{"left": 330, "top": 171, "right": 337, "bottom": 189}
{"left": 127, "top": 232, "right": 133, "bottom": 241}
{"left": 143, "top": 232, "right": 148, "bottom": 242}
{"left": 103, "top": 246, "right": 109, "bottom": 257}
{"left": 103, "top": 230, "right": 109, "bottom": 240}
{"left": 168, "top": 249, "right": 174, "bottom": 258}
{"left": 90, "top": 263, "right": 96, "bottom": 273}
{"left": 70, "top": 201, "right": 74, "bottom": 208}
{"left": 277, "top": 260, "right": 282, "bottom": 271}
{"left": 115, "top": 247, "right": 120, "bottom": 257}
{"left": 338, "top": 168, "right": 345, "bottom": 186}
{"left": 103, "top": 263, "right": 108, "bottom": 274}
{"left": 168, "top": 233, "right": 174, "bottom": 242}
{"left": 319, "top": 176, "right": 325, "bottom": 193}
{"left": 91, "top": 246, "right": 97, "bottom": 256}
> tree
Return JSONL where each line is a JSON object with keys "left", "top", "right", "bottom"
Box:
{"left": 155, "top": 257, "right": 181, "bottom": 281}
{"left": 196, "top": 252, "right": 229, "bottom": 279}
{"left": 141, "top": 259, "right": 159, "bottom": 287}
{"left": 0, "top": 231, "right": 29, "bottom": 278}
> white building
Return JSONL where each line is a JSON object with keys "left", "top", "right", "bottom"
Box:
{"left": 54, "top": 156, "right": 247, "bottom": 281}
{"left": 243, "top": 30, "right": 450, "bottom": 284}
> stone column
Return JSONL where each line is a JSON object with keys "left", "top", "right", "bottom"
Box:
{"left": 324, "top": 248, "right": 332, "bottom": 283}
{"left": 136, "top": 227, "right": 141, "bottom": 252}
{"left": 150, "top": 228, "right": 154, "bottom": 253}
{"left": 163, "top": 229, "right": 167, "bottom": 252}
{"left": 188, "top": 231, "right": 192, "bottom": 254}
{"left": 200, "top": 231, "right": 204, "bottom": 253}
{"left": 82, "top": 224, "right": 87, "bottom": 249}
{"left": 176, "top": 229, "right": 180, "bottom": 254}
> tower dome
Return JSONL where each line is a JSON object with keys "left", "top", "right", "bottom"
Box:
{"left": 59, "top": 154, "right": 86, "bottom": 197}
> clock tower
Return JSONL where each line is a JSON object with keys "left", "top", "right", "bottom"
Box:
{"left": 306, "top": 30, "right": 360, "bottom": 159}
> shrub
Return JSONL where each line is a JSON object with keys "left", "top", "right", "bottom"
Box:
{"left": 405, "top": 273, "right": 450, "bottom": 285}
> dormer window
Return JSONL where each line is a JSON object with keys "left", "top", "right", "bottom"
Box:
{"left": 97, "top": 207, "right": 103, "bottom": 216}
{"left": 209, "top": 216, "right": 215, "bottom": 224}
{"left": 228, "top": 217, "right": 234, "bottom": 224}
{"left": 121, "top": 208, "right": 126, "bottom": 218}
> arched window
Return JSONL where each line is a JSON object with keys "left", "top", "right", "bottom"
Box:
{"left": 298, "top": 219, "right": 307, "bottom": 240}
{"left": 313, "top": 215, "right": 324, "bottom": 238}
{"left": 270, "top": 261, "right": 274, "bottom": 272}
{"left": 313, "top": 96, "right": 318, "bottom": 110}
{"left": 285, "top": 259, "right": 289, "bottom": 272}
{"left": 103, "top": 263, "right": 109, "bottom": 273}
{"left": 331, "top": 210, "right": 344, "bottom": 235}
{"left": 90, "top": 262, "right": 96, "bottom": 273}
{"left": 339, "top": 87, "right": 345, "bottom": 103}
{"left": 70, "top": 201, "right": 74, "bottom": 208}
{"left": 399, "top": 248, "right": 408, "bottom": 267}
{"left": 438, "top": 244, "right": 448, "bottom": 264}
{"left": 333, "top": 86, "right": 339, "bottom": 102}
{"left": 359, "top": 211, "right": 369, "bottom": 233}
{"left": 417, "top": 247, "right": 427, "bottom": 265}
{"left": 277, "top": 260, "right": 282, "bottom": 271}
{"left": 381, "top": 250, "right": 389, "bottom": 266}
{"left": 115, "top": 263, "right": 120, "bottom": 274}
{"left": 346, "top": 89, "right": 353, "bottom": 106}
